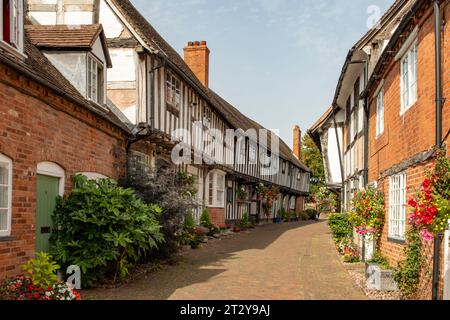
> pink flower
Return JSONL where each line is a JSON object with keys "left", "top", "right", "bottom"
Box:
{"left": 421, "top": 229, "right": 434, "bottom": 241}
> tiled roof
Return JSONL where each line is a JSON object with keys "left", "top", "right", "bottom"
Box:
{"left": 0, "top": 38, "right": 130, "bottom": 133}
{"left": 25, "top": 24, "right": 103, "bottom": 49}
{"left": 109, "top": 0, "right": 310, "bottom": 172}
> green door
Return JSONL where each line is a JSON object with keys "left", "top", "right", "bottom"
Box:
{"left": 36, "top": 174, "right": 59, "bottom": 253}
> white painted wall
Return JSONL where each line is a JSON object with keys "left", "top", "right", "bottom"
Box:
{"left": 99, "top": 0, "right": 124, "bottom": 39}
{"left": 327, "top": 126, "right": 342, "bottom": 184}
{"left": 108, "top": 48, "right": 136, "bottom": 82}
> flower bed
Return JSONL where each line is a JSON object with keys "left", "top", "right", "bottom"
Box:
{"left": 0, "top": 276, "right": 80, "bottom": 301}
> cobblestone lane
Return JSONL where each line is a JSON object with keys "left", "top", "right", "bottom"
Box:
{"left": 85, "top": 218, "right": 366, "bottom": 300}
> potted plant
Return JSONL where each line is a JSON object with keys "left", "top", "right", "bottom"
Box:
{"left": 236, "top": 185, "right": 248, "bottom": 204}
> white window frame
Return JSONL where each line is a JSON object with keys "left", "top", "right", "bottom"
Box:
{"left": 0, "top": 0, "right": 24, "bottom": 57}
{"left": 389, "top": 172, "right": 407, "bottom": 240}
{"left": 206, "top": 170, "right": 225, "bottom": 208}
{"left": 400, "top": 40, "right": 418, "bottom": 114}
{"left": 87, "top": 53, "right": 104, "bottom": 104}
{"left": 376, "top": 87, "right": 385, "bottom": 137}
{"left": 0, "top": 153, "right": 12, "bottom": 237}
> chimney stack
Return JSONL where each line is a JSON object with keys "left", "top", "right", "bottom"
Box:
{"left": 183, "top": 41, "right": 210, "bottom": 88}
{"left": 293, "top": 125, "right": 302, "bottom": 160}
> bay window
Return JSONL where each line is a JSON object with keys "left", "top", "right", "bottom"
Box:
{"left": 0, "top": 154, "right": 12, "bottom": 237}
{"left": 0, "top": 0, "right": 23, "bottom": 53}
{"left": 206, "top": 170, "right": 225, "bottom": 208}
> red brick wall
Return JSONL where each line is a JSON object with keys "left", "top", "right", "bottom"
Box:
{"left": 367, "top": 3, "right": 450, "bottom": 299}
{"left": 0, "top": 62, "right": 127, "bottom": 281}
{"left": 208, "top": 207, "right": 225, "bottom": 228}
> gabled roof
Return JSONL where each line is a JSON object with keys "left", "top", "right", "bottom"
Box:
{"left": 362, "top": 0, "right": 429, "bottom": 98}
{"left": 107, "top": 0, "right": 310, "bottom": 173}
{"left": 25, "top": 24, "right": 112, "bottom": 67}
{"left": 0, "top": 38, "right": 130, "bottom": 134}
{"left": 209, "top": 91, "right": 311, "bottom": 172}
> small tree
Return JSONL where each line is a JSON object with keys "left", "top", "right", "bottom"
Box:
{"left": 125, "top": 166, "right": 200, "bottom": 258}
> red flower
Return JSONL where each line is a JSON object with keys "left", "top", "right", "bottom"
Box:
{"left": 34, "top": 293, "right": 39, "bottom": 299}
{"left": 422, "top": 179, "right": 431, "bottom": 190}
{"left": 408, "top": 198, "right": 417, "bottom": 208}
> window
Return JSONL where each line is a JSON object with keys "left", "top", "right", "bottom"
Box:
{"left": 87, "top": 54, "right": 104, "bottom": 104}
{"left": 282, "top": 161, "right": 286, "bottom": 174}
{"left": 389, "top": 173, "right": 407, "bottom": 240}
{"left": 166, "top": 71, "right": 181, "bottom": 109}
{"left": 249, "top": 142, "right": 257, "bottom": 164}
{"left": 376, "top": 88, "right": 384, "bottom": 137}
{"left": 206, "top": 170, "right": 225, "bottom": 207}
{"left": 0, "top": 0, "right": 23, "bottom": 53}
{"left": 0, "top": 154, "right": 12, "bottom": 237}
{"left": 400, "top": 41, "right": 418, "bottom": 113}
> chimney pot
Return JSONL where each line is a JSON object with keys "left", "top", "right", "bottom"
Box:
{"left": 188, "top": 41, "right": 194, "bottom": 46}
{"left": 194, "top": 41, "right": 200, "bottom": 46}
{"left": 200, "top": 41, "right": 207, "bottom": 46}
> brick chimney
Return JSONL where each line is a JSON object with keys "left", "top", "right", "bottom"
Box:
{"left": 293, "top": 125, "right": 302, "bottom": 160}
{"left": 184, "top": 41, "right": 210, "bottom": 88}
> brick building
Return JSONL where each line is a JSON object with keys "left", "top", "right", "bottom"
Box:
{"left": 362, "top": 0, "right": 449, "bottom": 299}
{"left": 0, "top": 3, "right": 129, "bottom": 280}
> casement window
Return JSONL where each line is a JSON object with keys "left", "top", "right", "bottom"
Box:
{"left": 282, "top": 161, "right": 286, "bottom": 174}
{"left": 249, "top": 142, "right": 257, "bottom": 164}
{"left": 87, "top": 54, "right": 104, "bottom": 104}
{"left": 166, "top": 70, "right": 181, "bottom": 109}
{"left": 376, "top": 88, "right": 385, "bottom": 137}
{"left": 0, "top": 154, "right": 12, "bottom": 237}
{"left": 206, "top": 170, "right": 225, "bottom": 208}
{"left": 400, "top": 41, "right": 418, "bottom": 114}
{"left": 0, "top": 0, "right": 23, "bottom": 53}
{"left": 389, "top": 172, "right": 407, "bottom": 240}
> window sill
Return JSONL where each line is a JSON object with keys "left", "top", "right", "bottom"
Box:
{"left": 387, "top": 236, "right": 406, "bottom": 245}
{"left": 400, "top": 100, "right": 418, "bottom": 117}
{"left": 0, "top": 41, "right": 26, "bottom": 61}
{"left": 0, "top": 235, "right": 14, "bottom": 242}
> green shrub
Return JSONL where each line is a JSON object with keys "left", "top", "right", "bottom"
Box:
{"left": 342, "top": 253, "right": 360, "bottom": 263}
{"left": 305, "top": 208, "right": 318, "bottom": 220}
{"left": 368, "top": 252, "right": 392, "bottom": 270}
{"left": 22, "top": 252, "right": 60, "bottom": 288}
{"left": 299, "top": 211, "right": 309, "bottom": 221}
{"left": 50, "top": 175, "right": 164, "bottom": 287}
{"left": 240, "top": 213, "right": 250, "bottom": 227}
{"left": 200, "top": 209, "right": 213, "bottom": 228}
{"left": 328, "top": 212, "right": 353, "bottom": 244}
{"left": 184, "top": 213, "right": 196, "bottom": 230}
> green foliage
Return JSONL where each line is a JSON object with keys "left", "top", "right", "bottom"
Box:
{"left": 200, "top": 209, "right": 213, "bottom": 228}
{"left": 328, "top": 212, "right": 353, "bottom": 243}
{"left": 348, "top": 186, "right": 385, "bottom": 240}
{"left": 305, "top": 208, "right": 318, "bottom": 220}
{"left": 342, "top": 253, "right": 360, "bottom": 263}
{"left": 184, "top": 213, "right": 196, "bottom": 230}
{"left": 301, "top": 133, "right": 325, "bottom": 182}
{"left": 299, "top": 211, "right": 309, "bottom": 221}
{"left": 22, "top": 252, "right": 60, "bottom": 288}
{"left": 368, "top": 252, "right": 392, "bottom": 270}
{"left": 240, "top": 213, "right": 251, "bottom": 227}
{"left": 393, "top": 227, "right": 425, "bottom": 299}
{"left": 126, "top": 167, "right": 200, "bottom": 258}
{"left": 50, "top": 175, "right": 164, "bottom": 287}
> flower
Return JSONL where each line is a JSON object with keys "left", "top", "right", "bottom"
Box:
{"left": 421, "top": 229, "right": 434, "bottom": 241}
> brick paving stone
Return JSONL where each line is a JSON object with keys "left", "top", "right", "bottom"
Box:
{"left": 84, "top": 219, "right": 367, "bottom": 300}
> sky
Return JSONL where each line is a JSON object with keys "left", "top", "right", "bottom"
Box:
{"left": 131, "top": 0, "right": 394, "bottom": 148}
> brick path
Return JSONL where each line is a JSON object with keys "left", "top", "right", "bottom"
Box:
{"left": 84, "top": 218, "right": 367, "bottom": 300}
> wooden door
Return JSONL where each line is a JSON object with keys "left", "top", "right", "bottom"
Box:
{"left": 36, "top": 174, "right": 59, "bottom": 253}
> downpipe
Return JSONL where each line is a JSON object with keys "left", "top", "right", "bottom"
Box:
{"left": 432, "top": 0, "right": 444, "bottom": 301}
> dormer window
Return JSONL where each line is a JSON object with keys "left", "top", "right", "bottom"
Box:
{"left": 0, "top": 0, "right": 24, "bottom": 54}
{"left": 87, "top": 54, "right": 104, "bottom": 104}
{"left": 25, "top": 24, "right": 112, "bottom": 106}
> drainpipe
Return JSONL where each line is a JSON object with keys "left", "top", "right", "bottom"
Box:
{"left": 432, "top": 0, "right": 444, "bottom": 301}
